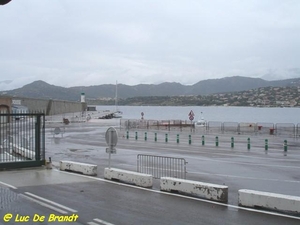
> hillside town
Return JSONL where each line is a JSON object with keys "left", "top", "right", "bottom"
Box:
{"left": 207, "top": 86, "right": 300, "bottom": 107}
{"left": 90, "top": 86, "right": 300, "bottom": 107}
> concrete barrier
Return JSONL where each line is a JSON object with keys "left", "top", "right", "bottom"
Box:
{"left": 11, "top": 144, "right": 35, "bottom": 159}
{"left": 104, "top": 168, "right": 153, "bottom": 188}
{"left": 160, "top": 177, "right": 228, "bottom": 203}
{"left": 60, "top": 161, "right": 97, "bottom": 176}
{"left": 239, "top": 189, "right": 300, "bottom": 215}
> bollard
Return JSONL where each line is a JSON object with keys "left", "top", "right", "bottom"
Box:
{"left": 284, "top": 140, "right": 287, "bottom": 152}
{"left": 154, "top": 133, "right": 157, "bottom": 142}
{"left": 202, "top": 135, "right": 205, "bottom": 146}
{"left": 189, "top": 134, "right": 192, "bottom": 145}
{"left": 247, "top": 138, "right": 250, "bottom": 150}
{"left": 145, "top": 132, "right": 147, "bottom": 141}
{"left": 231, "top": 137, "right": 234, "bottom": 148}
{"left": 165, "top": 133, "right": 168, "bottom": 143}
{"left": 216, "top": 136, "right": 219, "bottom": 147}
{"left": 177, "top": 134, "right": 179, "bottom": 144}
{"left": 46, "top": 157, "right": 52, "bottom": 169}
{"left": 135, "top": 131, "right": 138, "bottom": 140}
{"left": 265, "top": 139, "right": 268, "bottom": 150}
{"left": 126, "top": 130, "right": 129, "bottom": 139}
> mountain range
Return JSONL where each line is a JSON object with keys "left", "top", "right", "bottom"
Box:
{"left": 1, "top": 76, "right": 300, "bottom": 102}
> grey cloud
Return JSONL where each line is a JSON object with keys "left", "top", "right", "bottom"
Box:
{"left": 0, "top": 0, "right": 299, "bottom": 90}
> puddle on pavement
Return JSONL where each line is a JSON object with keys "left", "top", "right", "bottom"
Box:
{"left": 69, "top": 148, "right": 90, "bottom": 152}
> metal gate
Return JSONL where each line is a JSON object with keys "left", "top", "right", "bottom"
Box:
{"left": 0, "top": 113, "right": 45, "bottom": 169}
{"left": 137, "top": 154, "right": 187, "bottom": 179}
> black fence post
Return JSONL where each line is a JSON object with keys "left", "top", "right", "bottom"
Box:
{"left": 35, "top": 115, "right": 41, "bottom": 161}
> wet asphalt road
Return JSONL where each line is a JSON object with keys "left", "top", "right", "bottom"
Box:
{"left": 46, "top": 121, "right": 300, "bottom": 204}
{"left": 1, "top": 119, "right": 300, "bottom": 225}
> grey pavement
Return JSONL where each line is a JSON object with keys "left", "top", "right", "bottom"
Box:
{"left": 0, "top": 167, "right": 300, "bottom": 225}
{"left": 0, "top": 167, "right": 91, "bottom": 225}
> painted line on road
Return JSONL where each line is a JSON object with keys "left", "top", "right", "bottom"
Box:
{"left": 94, "top": 218, "right": 115, "bottom": 225}
{"left": 188, "top": 171, "right": 300, "bottom": 184}
{"left": 55, "top": 169, "right": 300, "bottom": 220}
{"left": 24, "top": 192, "right": 78, "bottom": 213}
{"left": 87, "top": 222, "right": 99, "bottom": 225}
{"left": 0, "top": 181, "right": 17, "bottom": 189}
{"left": 20, "top": 194, "right": 68, "bottom": 214}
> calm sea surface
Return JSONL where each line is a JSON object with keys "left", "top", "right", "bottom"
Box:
{"left": 96, "top": 105, "right": 300, "bottom": 124}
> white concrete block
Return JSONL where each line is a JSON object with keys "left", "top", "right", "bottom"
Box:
{"left": 60, "top": 160, "right": 97, "bottom": 176}
{"left": 104, "top": 168, "right": 153, "bottom": 188}
{"left": 160, "top": 177, "right": 228, "bottom": 203}
{"left": 11, "top": 144, "right": 35, "bottom": 159}
{"left": 239, "top": 189, "right": 300, "bottom": 214}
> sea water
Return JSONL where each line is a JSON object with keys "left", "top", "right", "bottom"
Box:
{"left": 96, "top": 105, "right": 300, "bottom": 124}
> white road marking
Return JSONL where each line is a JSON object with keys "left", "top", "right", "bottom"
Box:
{"left": 87, "top": 222, "right": 99, "bottom": 225}
{"left": 0, "top": 181, "right": 17, "bottom": 189}
{"left": 56, "top": 169, "right": 300, "bottom": 221}
{"left": 24, "top": 192, "right": 78, "bottom": 213}
{"left": 94, "top": 218, "right": 115, "bottom": 225}
{"left": 20, "top": 194, "right": 68, "bottom": 214}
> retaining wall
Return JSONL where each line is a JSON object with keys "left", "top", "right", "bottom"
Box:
{"left": 13, "top": 97, "right": 86, "bottom": 115}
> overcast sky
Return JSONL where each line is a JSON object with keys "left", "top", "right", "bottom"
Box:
{"left": 1, "top": 0, "right": 300, "bottom": 90}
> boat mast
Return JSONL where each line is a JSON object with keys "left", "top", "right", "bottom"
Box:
{"left": 115, "top": 80, "right": 118, "bottom": 112}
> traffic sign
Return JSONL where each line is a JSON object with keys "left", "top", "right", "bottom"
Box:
{"left": 105, "top": 127, "right": 118, "bottom": 147}
{"left": 105, "top": 127, "right": 118, "bottom": 154}
{"left": 141, "top": 112, "right": 144, "bottom": 120}
{"left": 188, "top": 110, "right": 194, "bottom": 117}
{"left": 188, "top": 110, "right": 195, "bottom": 121}
{"left": 54, "top": 127, "right": 61, "bottom": 135}
{"left": 105, "top": 127, "right": 118, "bottom": 168}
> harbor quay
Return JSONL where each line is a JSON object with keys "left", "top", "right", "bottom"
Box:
{"left": 1, "top": 115, "right": 300, "bottom": 224}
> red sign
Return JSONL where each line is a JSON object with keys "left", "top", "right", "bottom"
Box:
{"left": 189, "top": 115, "right": 194, "bottom": 121}
{"left": 188, "top": 110, "right": 194, "bottom": 117}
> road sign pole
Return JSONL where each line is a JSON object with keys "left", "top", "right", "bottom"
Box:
{"left": 108, "top": 129, "right": 112, "bottom": 168}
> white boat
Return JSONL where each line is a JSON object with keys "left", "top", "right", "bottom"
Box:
{"left": 194, "top": 112, "right": 206, "bottom": 127}
{"left": 113, "top": 110, "right": 123, "bottom": 118}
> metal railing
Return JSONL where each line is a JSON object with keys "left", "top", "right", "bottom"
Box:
{"left": 0, "top": 113, "right": 45, "bottom": 169}
{"left": 137, "top": 154, "right": 187, "bottom": 179}
{"left": 121, "top": 119, "right": 300, "bottom": 137}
